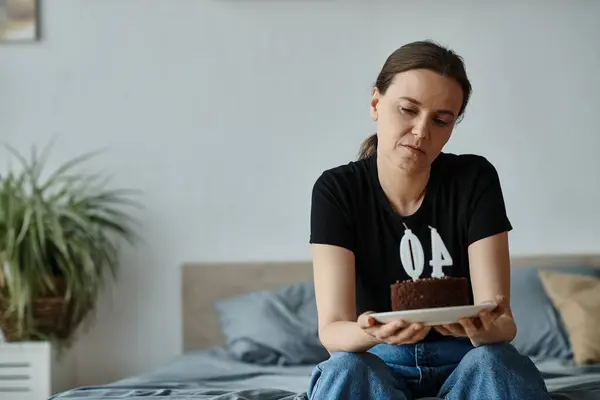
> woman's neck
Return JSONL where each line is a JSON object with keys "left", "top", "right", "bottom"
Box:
{"left": 377, "top": 156, "right": 430, "bottom": 217}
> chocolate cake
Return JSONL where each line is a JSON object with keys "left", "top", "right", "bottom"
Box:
{"left": 390, "top": 276, "right": 470, "bottom": 311}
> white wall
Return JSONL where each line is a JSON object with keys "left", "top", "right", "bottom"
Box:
{"left": 1, "top": 0, "right": 599, "bottom": 387}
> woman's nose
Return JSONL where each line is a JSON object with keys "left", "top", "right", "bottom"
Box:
{"left": 411, "top": 117, "right": 430, "bottom": 139}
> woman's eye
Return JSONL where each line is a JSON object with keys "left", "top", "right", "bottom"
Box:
{"left": 434, "top": 119, "right": 449, "bottom": 127}
{"left": 400, "top": 107, "right": 416, "bottom": 114}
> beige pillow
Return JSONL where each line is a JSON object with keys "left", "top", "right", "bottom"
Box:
{"left": 538, "top": 270, "right": 600, "bottom": 365}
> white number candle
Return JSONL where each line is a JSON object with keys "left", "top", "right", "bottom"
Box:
{"left": 399, "top": 227, "right": 424, "bottom": 281}
{"left": 429, "top": 226, "right": 453, "bottom": 278}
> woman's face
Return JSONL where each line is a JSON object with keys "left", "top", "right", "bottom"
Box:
{"left": 370, "top": 68, "right": 464, "bottom": 174}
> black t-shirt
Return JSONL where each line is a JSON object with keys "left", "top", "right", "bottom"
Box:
{"left": 310, "top": 152, "right": 513, "bottom": 321}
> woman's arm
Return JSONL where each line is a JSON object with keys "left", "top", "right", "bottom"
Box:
{"left": 467, "top": 231, "right": 517, "bottom": 344}
{"left": 312, "top": 244, "right": 381, "bottom": 353}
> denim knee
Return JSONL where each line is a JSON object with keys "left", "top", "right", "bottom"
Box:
{"left": 459, "top": 342, "right": 547, "bottom": 387}
{"left": 308, "top": 352, "right": 379, "bottom": 399}
{"left": 309, "top": 351, "right": 410, "bottom": 400}
{"left": 460, "top": 342, "right": 519, "bottom": 367}
{"left": 319, "top": 351, "right": 381, "bottom": 374}
{"left": 441, "top": 342, "right": 550, "bottom": 399}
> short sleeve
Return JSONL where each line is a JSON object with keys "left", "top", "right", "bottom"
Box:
{"left": 467, "top": 159, "right": 513, "bottom": 245}
{"left": 309, "top": 172, "right": 355, "bottom": 252}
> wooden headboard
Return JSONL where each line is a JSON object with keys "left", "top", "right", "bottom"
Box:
{"left": 181, "top": 261, "right": 314, "bottom": 352}
{"left": 180, "top": 254, "right": 600, "bottom": 351}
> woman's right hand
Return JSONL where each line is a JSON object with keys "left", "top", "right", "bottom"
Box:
{"left": 357, "top": 311, "right": 431, "bottom": 345}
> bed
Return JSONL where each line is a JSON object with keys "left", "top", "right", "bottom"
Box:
{"left": 50, "top": 255, "right": 600, "bottom": 399}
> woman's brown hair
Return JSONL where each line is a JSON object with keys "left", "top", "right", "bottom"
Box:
{"left": 358, "top": 40, "right": 472, "bottom": 160}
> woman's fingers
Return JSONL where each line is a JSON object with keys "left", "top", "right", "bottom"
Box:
{"left": 491, "top": 295, "right": 507, "bottom": 319}
{"left": 479, "top": 310, "right": 494, "bottom": 331}
{"left": 378, "top": 320, "right": 408, "bottom": 337}
{"left": 458, "top": 318, "right": 479, "bottom": 337}
{"left": 357, "top": 311, "right": 377, "bottom": 329}
{"left": 480, "top": 295, "right": 507, "bottom": 322}
{"left": 374, "top": 320, "right": 408, "bottom": 340}
{"left": 441, "top": 323, "right": 467, "bottom": 337}
{"left": 434, "top": 325, "right": 453, "bottom": 336}
{"left": 386, "top": 323, "right": 428, "bottom": 344}
{"left": 403, "top": 325, "right": 431, "bottom": 344}
{"left": 358, "top": 316, "right": 434, "bottom": 345}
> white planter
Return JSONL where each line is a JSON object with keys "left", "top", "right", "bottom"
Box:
{"left": 0, "top": 341, "right": 76, "bottom": 400}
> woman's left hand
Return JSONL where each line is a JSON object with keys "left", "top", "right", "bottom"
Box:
{"left": 433, "top": 295, "right": 511, "bottom": 346}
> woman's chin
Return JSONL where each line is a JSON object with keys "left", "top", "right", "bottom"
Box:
{"left": 391, "top": 152, "right": 428, "bottom": 173}
{"left": 396, "top": 159, "right": 427, "bottom": 175}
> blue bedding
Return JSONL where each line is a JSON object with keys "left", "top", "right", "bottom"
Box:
{"left": 50, "top": 347, "right": 600, "bottom": 400}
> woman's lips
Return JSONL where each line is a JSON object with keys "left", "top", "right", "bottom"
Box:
{"left": 402, "top": 144, "right": 425, "bottom": 155}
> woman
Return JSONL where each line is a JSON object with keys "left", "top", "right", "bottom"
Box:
{"left": 308, "top": 40, "right": 550, "bottom": 400}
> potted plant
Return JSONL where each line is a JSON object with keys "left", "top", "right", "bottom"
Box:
{"left": 0, "top": 142, "right": 141, "bottom": 348}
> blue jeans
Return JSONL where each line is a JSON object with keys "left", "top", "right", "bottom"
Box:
{"left": 308, "top": 337, "right": 551, "bottom": 399}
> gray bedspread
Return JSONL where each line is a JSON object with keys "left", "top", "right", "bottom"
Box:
{"left": 49, "top": 347, "right": 311, "bottom": 400}
{"left": 49, "top": 347, "right": 600, "bottom": 400}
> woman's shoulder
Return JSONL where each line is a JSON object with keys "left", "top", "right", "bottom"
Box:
{"left": 433, "top": 152, "right": 502, "bottom": 184}
{"left": 434, "top": 152, "right": 496, "bottom": 170}
{"left": 313, "top": 157, "right": 373, "bottom": 190}
{"left": 311, "top": 157, "right": 374, "bottom": 212}
{"left": 310, "top": 159, "right": 374, "bottom": 250}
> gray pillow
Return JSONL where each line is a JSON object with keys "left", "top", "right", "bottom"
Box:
{"left": 213, "top": 281, "right": 329, "bottom": 365}
{"left": 510, "top": 265, "right": 600, "bottom": 359}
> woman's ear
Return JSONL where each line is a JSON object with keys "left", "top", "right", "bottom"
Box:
{"left": 370, "top": 87, "right": 380, "bottom": 121}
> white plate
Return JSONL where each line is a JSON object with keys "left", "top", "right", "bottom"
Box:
{"left": 370, "top": 302, "right": 497, "bottom": 326}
